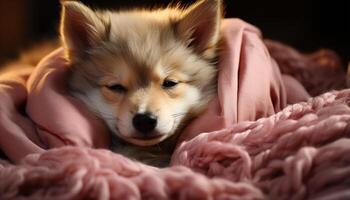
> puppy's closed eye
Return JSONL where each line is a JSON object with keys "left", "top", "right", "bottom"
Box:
{"left": 162, "top": 79, "right": 179, "bottom": 89}
{"left": 106, "top": 84, "right": 128, "bottom": 93}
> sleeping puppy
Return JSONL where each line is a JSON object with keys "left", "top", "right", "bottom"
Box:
{"left": 61, "top": 0, "right": 223, "bottom": 167}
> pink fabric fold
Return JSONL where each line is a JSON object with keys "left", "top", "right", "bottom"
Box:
{"left": 26, "top": 50, "right": 110, "bottom": 149}
{"left": 0, "top": 68, "right": 45, "bottom": 162}
{"left": 0, "top": 50, "right": 110, "bottom": 163}
{"left": 178, "top": 19, "right": 309, "bottom": 142}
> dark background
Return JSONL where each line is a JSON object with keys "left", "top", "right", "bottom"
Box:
{"left": 0, "top": 0, "right": 349, "bottom": 65}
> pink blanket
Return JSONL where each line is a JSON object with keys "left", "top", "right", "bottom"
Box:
{"left": 0, "top": 19, "right": 349, "bottom": 199}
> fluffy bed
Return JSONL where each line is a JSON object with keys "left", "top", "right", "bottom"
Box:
{"left": 0, "top": 19, "right": 349, "bottom": 200}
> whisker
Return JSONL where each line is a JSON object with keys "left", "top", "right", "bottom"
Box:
{"left": 115, "top": 119, "right": 129, "bottom": 130}
{"left": 103, "top": 117, "right": 117, "bottom": 120}
{"left": 89, "top": 108, "right": 116, "bottom": 118}
{"left": 157, "top": 144, "right": 163, "bottom": 151}
{"left": 171, "top": 112, "right": 187, "bottom": 118}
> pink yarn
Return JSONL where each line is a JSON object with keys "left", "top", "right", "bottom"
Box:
{"left": 172, "top": 90, "right": 350, "bottom": 199}
{"left": 265, "top": 39, "right": 346, "bottom": 96}
{"left": 0, "top": 148, "right": 263, "bottom": 200}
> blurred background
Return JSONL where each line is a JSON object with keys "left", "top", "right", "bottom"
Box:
{"left": 0, "top": 0, "right": 349, "bottom": 65}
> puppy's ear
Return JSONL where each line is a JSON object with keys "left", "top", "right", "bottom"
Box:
{"left": 177, "top": 0, "right": 222, "bottom": 59}
{"left": 60, "top": 1, "right": 109, "bottom": 60}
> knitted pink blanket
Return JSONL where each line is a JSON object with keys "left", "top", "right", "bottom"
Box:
{"left": 0, "top": 19, "right": 349, "bottom": 200}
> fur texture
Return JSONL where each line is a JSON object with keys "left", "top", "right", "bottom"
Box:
{"left": 61, "top": 0, "right": 223, "bottom": 166}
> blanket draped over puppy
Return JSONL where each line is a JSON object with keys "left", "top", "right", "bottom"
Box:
{"left": 0, "top": 19, "right": 349, "bottom": 199}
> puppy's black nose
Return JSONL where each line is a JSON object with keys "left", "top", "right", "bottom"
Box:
{"left": 132, "top": 112, "right": 157, "bottom": 134}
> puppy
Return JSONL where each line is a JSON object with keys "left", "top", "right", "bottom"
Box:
{"left": 62, "top": 0, "right": 222, "bottom": 166}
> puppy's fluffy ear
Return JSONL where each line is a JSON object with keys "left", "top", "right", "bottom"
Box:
{"left": 60, "top": 1, "right": 109, "bottom": 60}
{"left": 177, "top": 0, "right": 222, "bottom": 59}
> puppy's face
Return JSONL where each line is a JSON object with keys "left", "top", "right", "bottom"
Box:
{"left": 61, "top": 0, "right": 222, "bottom": 146}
